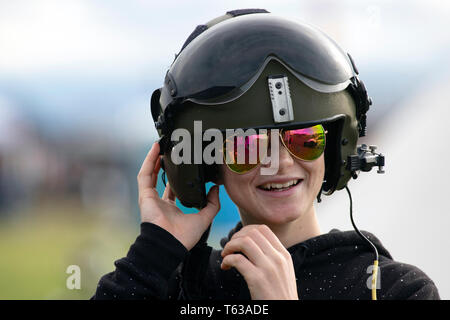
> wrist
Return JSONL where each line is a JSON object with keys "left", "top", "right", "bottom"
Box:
{"left": 126, "top": 222, "right": 188, "bottom": 279}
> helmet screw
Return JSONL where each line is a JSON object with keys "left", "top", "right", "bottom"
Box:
{"left": 342, "top": 138, "right": 348, "bottom": 145}
{"left": 275, "top": 82, "right": 282, "bottom": 89}
{"left": 279, "top": 109, "right": 286, "bottom": 116}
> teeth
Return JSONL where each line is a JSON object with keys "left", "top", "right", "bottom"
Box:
{"left": 260, "top": 179, "right": 299, "bottom": 190}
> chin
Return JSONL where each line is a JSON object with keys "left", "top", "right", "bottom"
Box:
{"left": 256, "top": 205, "right": 304, "bottom": 226}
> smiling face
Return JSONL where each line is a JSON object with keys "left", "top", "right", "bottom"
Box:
{"left": 220, "top": 140, "right": 325, "bottom": 228}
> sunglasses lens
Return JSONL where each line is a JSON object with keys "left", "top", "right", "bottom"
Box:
{"left": 224, "top": 133, "right": 268, "bottom": 174}
{"left": 282, "top": 125, "right": 325, "bottom": 161}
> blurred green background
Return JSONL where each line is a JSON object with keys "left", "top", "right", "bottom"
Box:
{"left": 0, "top": 197, "right": 137, "bottom": 299}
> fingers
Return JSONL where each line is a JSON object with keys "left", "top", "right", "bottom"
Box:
{"left": 221, "top": 235, "right": 266, "bottom": 267}
{"left": 232, "top": 224, "right": 286, "bottom": 255}
{"left": 162, "top": 182, "right": 176, "bottom": 202}
{"left": 221, "top": 224, "right": 291, "bottom": 270}
{"left": 137, "top": 142, "right": 161, "bottom": 199}
{"left": 139, "top": 142, "right": 160, "bottom": 178}
{"left": 221, "top": 252, "right": 257, "bottom": 274}
{"left": 197, "top": 185, "right": 221, "bottom": 225}
{"left": 150, "top": 156, "right": 161, "bottom": 188}
{"left": 220, "top": 226, "right": 265, "bottom": 286}
{"left": 221, "top": 225, "right": 298, "bottom": 300}
{"left": 225, "top": 227, "right": 273, "bottom": 257}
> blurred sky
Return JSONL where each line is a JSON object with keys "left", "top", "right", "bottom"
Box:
{"left": 2, "top": 0, "right": 450, "bottom": 140}
{"left": 1, "top": 0, "right": 450, "bottom": 299}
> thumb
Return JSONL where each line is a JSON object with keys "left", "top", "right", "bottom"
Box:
{"left": 198, "top": 185, "right": 221, "bottom": 225}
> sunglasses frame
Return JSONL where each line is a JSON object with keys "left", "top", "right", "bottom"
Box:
{"left": 223, "top": 124, "right": 327, "bottom": 175}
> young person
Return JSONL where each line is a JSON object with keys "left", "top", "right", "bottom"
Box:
{"left": 92, "top": 9, "right": 440, "bottom": 300}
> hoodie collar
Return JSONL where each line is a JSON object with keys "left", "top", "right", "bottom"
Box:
{"left": 220, "top": 222, "right": 392, "bottom": 261}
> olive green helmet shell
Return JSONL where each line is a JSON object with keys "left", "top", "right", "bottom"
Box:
{"left": 151, "top": 11, "right": 371, "bottom": 208}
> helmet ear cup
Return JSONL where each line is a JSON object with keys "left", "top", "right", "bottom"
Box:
{"left": 162, "top": 150, "right": 207, "bottom": 209}
{"left": 202, "top": 139, "right": 223, "bottom": 185}
{"left": 203, "top": 163, "right": 222, "bottom": 185}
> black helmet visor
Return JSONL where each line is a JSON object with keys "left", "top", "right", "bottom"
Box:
{"left": 163, "top": 14, "right": 354, "bottom": 107}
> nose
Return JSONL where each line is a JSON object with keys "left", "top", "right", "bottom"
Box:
{"left": 261, "top": 135, "right": 295, "bottom": 171}
{"left": 278, "top": 137, "right": 296, "bottom": 168}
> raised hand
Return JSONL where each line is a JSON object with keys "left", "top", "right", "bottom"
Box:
{"left": 137, "top": 142, "right": 221, "bottom": 251}
{"left": 221, "top": 224, "right": 299, "bottom": 300}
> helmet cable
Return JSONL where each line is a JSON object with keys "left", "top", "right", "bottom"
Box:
{"left": 345, "top": 185, "right": 379, "bottom": 300}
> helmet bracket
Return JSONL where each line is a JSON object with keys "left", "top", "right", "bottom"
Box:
{"left": 268, "top": 75, "right": 295, "bottom": 123}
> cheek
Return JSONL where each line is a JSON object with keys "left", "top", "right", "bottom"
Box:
{"left": 315, "top": 157, "right": 325, "bottom": 180}
{"left": 220, "top": 165, "right": 238, "bottom": 197}
{"left": 220, "top": 165, "right": 255, "bottom": 203}
{"left": 303, "top": 156, "right": 325, "bottom": 189}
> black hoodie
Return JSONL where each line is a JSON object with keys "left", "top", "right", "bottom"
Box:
{"left": 91, "top": 222, "right": 440, "bottom": 300}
